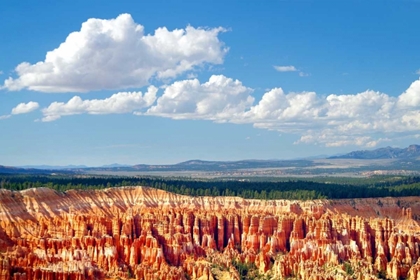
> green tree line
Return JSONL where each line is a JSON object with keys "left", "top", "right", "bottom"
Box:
{"left": 0, "top": 174, "right": 419, "bottom": 200}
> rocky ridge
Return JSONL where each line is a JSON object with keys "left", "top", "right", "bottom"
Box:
{"left": 329, "top": 144, "right": 420, "bottom": 159}
{"left": 0, "top": 187, "right": 419, "bottom": 279}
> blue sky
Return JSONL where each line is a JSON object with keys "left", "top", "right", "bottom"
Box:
{"left": 1, "top": 0, "right": 420, "bottom": 166}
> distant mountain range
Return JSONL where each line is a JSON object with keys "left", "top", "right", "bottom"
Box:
{"left": 79, "top": 159, "right": 315, "bottom": 172}
{"left": 0, "top": 160, "right": 315, "bottom": 174}
{"left": 0, "top": 165, "right": 73, "bottom": 174}
{"left": 329, "top": 144, "right": 420, "bottom": 159}
{"left": 19, "top": 163, "right": 130, "bottom": 170}
{"left": 2, "top": 144, "right": 419, "bottom": 175}
{"left": 19, "top": 165, "right": 89, "bottom": 170}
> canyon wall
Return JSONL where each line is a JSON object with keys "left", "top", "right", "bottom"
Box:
{"left": 0, "top": 187, "right": 419, "bottom": 279}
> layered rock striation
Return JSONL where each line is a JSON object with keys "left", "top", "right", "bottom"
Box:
{"left": 0, "top": 187, "right": 419, "bottom": 279}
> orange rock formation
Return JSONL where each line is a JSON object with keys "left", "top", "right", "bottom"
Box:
{"left": 0, "top": 187, "right": 419, "bottom": 279}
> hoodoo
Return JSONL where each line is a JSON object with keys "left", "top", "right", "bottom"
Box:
{"left": 0, "top": 187, "right": 419, "bottom": 279}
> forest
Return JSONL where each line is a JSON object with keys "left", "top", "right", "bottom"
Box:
{"left": 0, "top": 174, "right": 420, "bottom": 200}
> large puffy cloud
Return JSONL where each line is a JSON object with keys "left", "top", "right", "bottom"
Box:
{"left": 243, "top": 88, "right": 323, "bottom": 122}
{"left": 3, "top": 14, "right": 227, "bottom": 93}
{"left": 42, "top": 86, "right": 157, "bottom": 121}
{"left": 145, "top": 75, "right": 254, "bottom": 120}
{"left": 11, "top": 101, "right": 40, "bottom": 115}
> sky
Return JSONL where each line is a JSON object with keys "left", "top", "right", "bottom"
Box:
{"left": 1, "top": 0, "right": 420, "bottom": 166}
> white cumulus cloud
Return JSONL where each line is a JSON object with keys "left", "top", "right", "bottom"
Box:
{"left": 42, "top": 86, "right": 157, "bottom": 121}
{"left": 11, "top": 101, "right": 40, "bottom": 115}
{"left": 146, "top": 75, "right": 254, "bottom": 121}
{"left": 3, "top": 13, "right": 227, "bottom": 93}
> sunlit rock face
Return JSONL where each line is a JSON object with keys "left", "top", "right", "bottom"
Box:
{"left": 0, "top": 187, "right": 419, "bottom": 279}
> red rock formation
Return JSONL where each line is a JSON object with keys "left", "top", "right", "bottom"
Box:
{"left": 0, "top": 187, "right": 419, "bottom": 279}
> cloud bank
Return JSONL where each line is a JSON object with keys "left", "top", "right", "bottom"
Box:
{"left": 3, "top": 14, "right": 227, "bottom": 93}
{"left": 245, "top": 79, "right": 420, "bottom": 147}
{"left": 38, "top": 75, "right": 420, "bottom": 148}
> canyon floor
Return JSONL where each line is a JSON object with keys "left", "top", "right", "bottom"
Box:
{"left": 0, "top": 187, "right": 420, "bottom": 279}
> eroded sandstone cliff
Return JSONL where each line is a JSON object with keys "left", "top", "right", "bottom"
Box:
{"left": 0, "top": 187, "right": 419, "bottom": 280}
